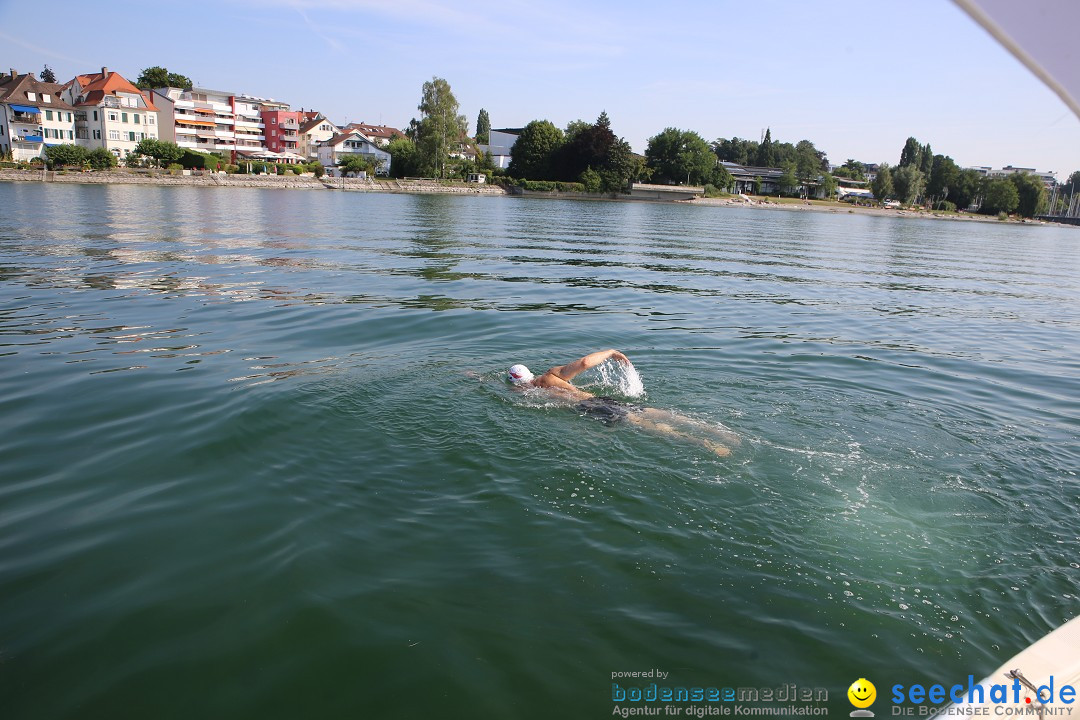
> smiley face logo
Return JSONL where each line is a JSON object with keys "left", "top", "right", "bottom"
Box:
{"left": 848, "top": 678, "right": 876, "bottom": 709}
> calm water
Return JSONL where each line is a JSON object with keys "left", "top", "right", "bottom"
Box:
{"left": 1, "top": 183, "right": 1078, "bottom": 719}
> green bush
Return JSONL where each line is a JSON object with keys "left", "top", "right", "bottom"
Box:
{"left": 223, "top": 164, "right": 239, "bottom": 174}
{"left": 997, "top": 211, "right": 1009, "bottom": 221}
{"left": 704, "top": 184, "right": 727, "bottom": 198}
{"left": 43, "top": 143, "right": 88, "bottom": 170}
{"left": 311, "top": 164, "right": 325, "bottom": 178}
{"left": 166, "top": 163, "right": 184, "bottom": 175}
{"left": 290, "top": 165, "right": 304, "bottom": 175}
{"left": 179, "top": 149, "right": 218, "bottom": 170}
{"left": 87, "top": 148, "right": 117, "bottom": 170}
{"left": 933, "top": 200, "right": 957, "bottom": 212}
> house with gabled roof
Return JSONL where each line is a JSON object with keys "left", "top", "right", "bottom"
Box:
{"left": 318, "top": 130, "right": 391, "bottom": 176}
{"left": 298, "top": 114, "right": 339, "bottom": 161}
{"left": 0, "top": 68, "right": 78, "bottom": 161}
{"left": 342, "top": 122, "right": 404, "bottom": 147}
{"left": 61, "top": 67, "right": 159, "bottom": 159}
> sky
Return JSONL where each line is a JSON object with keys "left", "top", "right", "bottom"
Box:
{"left": 2, "top": 0, "right": 1078, "bottom": 178}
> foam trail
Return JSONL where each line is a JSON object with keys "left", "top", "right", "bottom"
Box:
{"left": 593, "top": 360, "right": 646, "bottom": 399}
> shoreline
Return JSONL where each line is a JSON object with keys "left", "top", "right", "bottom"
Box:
{"left": 689, "top": 195, "right": 1065, "bottom": 226}
{"left": 1, "top": 169, "right": 1073, "bottom": 227}
{"left": 0, "top": 168, "right": 507, "bottom": 196}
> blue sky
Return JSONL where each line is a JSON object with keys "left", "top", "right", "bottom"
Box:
{"left": 3, "top": 0, "right": 1078, "bottom": 178}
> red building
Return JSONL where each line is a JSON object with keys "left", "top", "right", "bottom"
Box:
{"left": 260, "top": 108, "right": 303, "bottom": 153}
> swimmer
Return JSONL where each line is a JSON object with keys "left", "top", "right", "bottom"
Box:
{"left": 508, "top": 349, "right": 737, "bottom": 457}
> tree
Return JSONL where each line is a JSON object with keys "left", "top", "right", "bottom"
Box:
{"left": 135, "top": 66, "right": 192, "bottom": 90}
{"left": 133, "top": 138, "right": 183, "bottom": 167}
{"left": 927, "top": 155, "right": 959, "bottom": 202}
{"left": 508, "top": 120, "right": 564, "bottom": 179}
{"left": 948, "top": 168, "right": 982, "bottom": 210}
{"left": 713, "top": 137, "right": 758, "bottom": 166}
{"left": 475, "top": 108, "right": 490, "bottom": 145}
{"left": 920, "top": 143, "right": 934, "bottom": 176}
{"left": 795, "top": 140, "right": 827, "bottom": 187}
{"left": 820, "top": 172, "right": 838, "bottom": 199}
{"left": 40, "top": 64, "right": 56, "bottom": 83}
{"left": 385, "top": 137, "right": 418, "bottom": 178}
{"left": 412, "top": 76, "right": 468, "bottom": 178}
{"left": 1009, "top": 172, "right": 1047, "bottom": 218}
{"left": 778, "top": 162, "right": 799, "bottom": 196}
{"left": 43, "top": 143, "right": 88, "bottom": 169}
{"left": 871, "top": 162, "right": 894, "bottom": 201}
{"left": 756, "top": 128, "right": 775, "bottom": 167}
{"left": 644, "top": 128, "right": 714, "bottom": 185}
{"left": 899, "top": 137, "right": 922, "bottom": 168}
{"left": 981, "top": 178, "right": 1019, "bottom": 215}
{"left": 1064, "top": 170, "right": 1080, "bottom": 195}
{"left": 338, "top": 154, "right": 376, "bottom": 175}
{"left": 563, "top": 120, "right": 592, "bottom": 143}
{"left": 556, "top": 111, "right": 617, "bottom": 180}
{"left": 892, "top": 164, "right": 925, "bottom": 204}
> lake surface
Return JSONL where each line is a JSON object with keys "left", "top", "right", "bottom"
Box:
{"left": 1, "top": 183, "right": 1077, "bottom": 719}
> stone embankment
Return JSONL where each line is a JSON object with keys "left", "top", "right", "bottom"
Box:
{"left": 0, "top": 168, "right": 509, "bottom": 195}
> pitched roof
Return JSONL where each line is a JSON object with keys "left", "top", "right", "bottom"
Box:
{"left": 0, "top": 73, "right": 76, "bottom": 111}
{"left": 299, "top": 115, "right": 336, "bottom": 134}
{"left": 327, "top": 130, "right": 368, "bottom": 147}
{"left": 344, "top": 123, "right": 404, "bottom": 141}
{"left": 71, "top": 70, "right": 158, "bottom": 112}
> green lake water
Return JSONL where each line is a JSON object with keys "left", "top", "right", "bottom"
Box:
{"left": 1, "top": 182, "right": 1077, "bottom": 719}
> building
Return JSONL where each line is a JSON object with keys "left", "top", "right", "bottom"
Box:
{"left": 720, "top": 161, "right": 785, "bottom": 196}
{"left": 261, "top": 107, "right": 303, "bottom": 154}
{"left": 343, "top": 122, "right": 405, "bottom": 147}
{"left": 0, "top": 69, "right": 77, "bottom": 162}
{"left": 298, "top": 114, "right": 339, "bottom": 161}
{"left": 152, "top": 86, "right": 237, "bottom": 156}
{"left": 318, "top": 130, "right": 391, "bottom": 176}
{"left": 233, "top": 95, "right": 268, "bottom": 155}
{"left": 478, "top": 128, "right": 520, "bottom": 170}
{"left": 62, "top": 67, "right": 158, "bottom": 159}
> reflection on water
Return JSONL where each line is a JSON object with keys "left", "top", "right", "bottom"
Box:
{"left": 0, "top": 183, "right": 1078, "bottom": 720}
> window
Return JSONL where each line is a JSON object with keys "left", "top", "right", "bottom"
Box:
{"left": 108, "top": 112, "right": 118, "bottom": 122}
{"left": 69, "top": 130, "right": 74, "bottom": 140}
{"left": 128, "top": 131, "right": 136, "bottom": 142}
{"left": 43, "top": 94, "right": 51, "bottom": 103}
{"left": 109, "top": 130, "right": 120, "bottom": 140}
{"left": 271, "top": 118, "right": 277, "bottom": 124}
{"left": 45, "top": 110, "right": 53, "bottom": 121}
{"left": 0, "top": 126, "right": 4, "bottom": 136}
{"left": 67, "top": 112, "right": 72, "bottom": 121}
{"left": 94, "top": 130, "right": 101, "bottom": 140}
{"left": 93, "top": 111, "right": 98, "bottom": 121}
{"left": 121, "top": 112, "right": 128, "bottom": 123}
{"left": 27, "top": 92, "right": 36, "bottom": 101}
{"left": 148, "top": 116, "right": 154, "bottom": 125}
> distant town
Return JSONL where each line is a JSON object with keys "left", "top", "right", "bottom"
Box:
{"left": 1, "top": 63, "right": 1077, "bottom": 219}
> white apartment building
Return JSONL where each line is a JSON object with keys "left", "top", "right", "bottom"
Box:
{"left": 233, "top": 95, "right": 268, "bottom": 154}
{"left": 0, "top": 69, "right": 77, "bottom": 161}
{"left": 63, "top": 67, "right": 158, "bottom": 158}
{"left": 153, "top": 86, "right": 238, "bottom": 156}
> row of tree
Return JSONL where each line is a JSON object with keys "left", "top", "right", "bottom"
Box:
{"left": 869, "top": 136, "right": 1064, "bottom": 217}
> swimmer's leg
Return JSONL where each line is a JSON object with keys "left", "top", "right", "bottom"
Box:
{"left": 636, "top": 407, "right": 741, "bottom": 447}
{"left": 626, "top": 414, "right": 731, "bottom": 457}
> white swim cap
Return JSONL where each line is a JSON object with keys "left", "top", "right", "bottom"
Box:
{"left": 508, "top": 364, "right": 534, "bottom": 384}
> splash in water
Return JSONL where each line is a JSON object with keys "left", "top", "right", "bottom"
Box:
{"left": 590, "top": 360, "right": 646, "bottom": 399}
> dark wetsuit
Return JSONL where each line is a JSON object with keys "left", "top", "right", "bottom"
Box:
{"left": 575, "top": 396, "right": 639, "bottom": 426}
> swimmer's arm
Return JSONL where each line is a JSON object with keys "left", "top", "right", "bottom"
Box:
{"left": 551, "top": 349, "right": 629, "bottom": 381}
